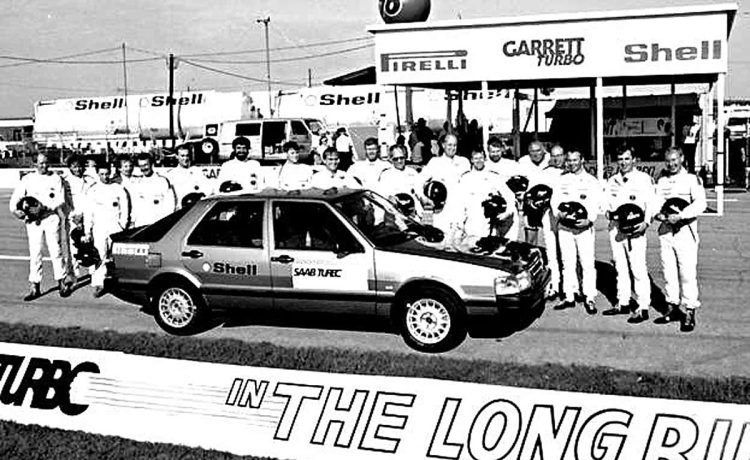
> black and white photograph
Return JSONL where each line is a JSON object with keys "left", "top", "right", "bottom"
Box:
{"left": 0, "top": 0, "right": 748, "bottom": 458}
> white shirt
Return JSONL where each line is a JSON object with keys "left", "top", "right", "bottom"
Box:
{"left": 376, "top": 167, "right": 422, "bottom": 198}
{"left": 217, "top": 158, "right": 264, "bottom": 193}
{"left": 604, "top": 169, "right": 656, "bottom": 220}
{"left": 457, "top": 168, "right": 517, "bottom": 237}
{"left": 275, "top": 162, "right": 314, "bottom": 190}
{"left": 166, "top": 165, "right": 214, "bottom": 205}
{"left": 349, "top": 159, "right": 391, "bottom": 190}
{"left": 130, "top": 173, "right": 176, "bottom": 227}
{"left": 310, "top": 169, "right": 360, "bottom": 189}
{"left": 551, "top": 169, "right": 602, "bottom": 224}
{"left": 62, "top": 173, "right": 94, "bottom": 217}
{"left": 84, "top": 181, "right": 130, "bottom": 234}
{"left": 518, "top": 154, "right": 550, "bottom": 177}
{"left": 485, "top": 157, "right": 522, "bottom": 181}
{"left": 420, "top": 154, "right": 471, "bottom": 188}
{"left": 655, "top": 168, "right": 706, "bottom": 233}
{"left": 335, "top": 134, "right": 352, "bottom": 153}
{"left": 10, "top": 171, "right": 66, "bottom": 214}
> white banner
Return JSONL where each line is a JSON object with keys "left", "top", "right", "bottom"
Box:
{"left": 374, "top": 11, "right": 728, "bottom": 85}
{"left": 0, "top": 342, "right": 748, "bottom": 459}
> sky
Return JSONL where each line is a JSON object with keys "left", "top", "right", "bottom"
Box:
{"left": 0, "top": 0, "right": 748, "bottom": 118}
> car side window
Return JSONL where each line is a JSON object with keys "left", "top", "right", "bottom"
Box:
{"left": 235, "top": 123, "right": 260, "bottom": 136}
{"left": 188, "top": 201, "right": 264, "bottom": 248}
{"left": 273, "top": 202, "right": 361, "bottom": 252}
{"left": 291, "top": 120, "right": 307, "bottom": 136}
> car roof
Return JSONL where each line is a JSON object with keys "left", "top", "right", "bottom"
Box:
{"left": 203, "top": 187, "right": 364, "bottom": 202}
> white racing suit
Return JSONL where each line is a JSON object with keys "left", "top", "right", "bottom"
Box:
{"left": 552, "top": 170, "right": 602, "bottom": 303}
{"left": 456, "top": 168, "right": 519, "bottom": 242}
{"left": 275, "top": 162, "right": 314, "bottom": 191}
{"left": 166, "top": 165, "right": 215, "bottom": 207}
{"left": 217, "top": 158, "right": 265, "bottom": 193}
{"left": 348, "top": 159, "right": 390, "bottom": 191}
{"left": 419, "top": 155, "right": 469, "bottom": 244}
{"left": 604, "top": 169, "right": 656, "bottom": 311}
{"left": 655, "top": 168, "right": 706, "bottom": 311}
{"left": 84, "top": 181, "right": 130, "bottom": 288}
{"left": 62, "top": 173, "right": 94, "bottom": 278}
{"left": 310, "top": 169, "right": 361, "bottom": 189}
{"left": 376, "top": 166, "right": 425, "bottom": 218}
{"left": 9, "top": 172, "right": 68, "bottom": 284}
{"left": 130, "top": 173, "right": 176, "bottom": 227}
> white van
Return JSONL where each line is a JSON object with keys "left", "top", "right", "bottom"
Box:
{"left": 191, "top": 118, "right": 326, "bottom": 163}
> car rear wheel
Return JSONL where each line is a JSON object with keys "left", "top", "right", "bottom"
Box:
{"left": 152, "top": 282, "right": 208, "bottom": 335}
{"left": 398, "top": 287, "right": 466, "bottom": 353}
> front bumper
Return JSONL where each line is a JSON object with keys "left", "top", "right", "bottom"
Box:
{"left": 465, "top": 268, "right": 551, "bottom": 314}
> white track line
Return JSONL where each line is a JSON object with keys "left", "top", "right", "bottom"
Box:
{"left": 0, "top": 255, "right": 49, "bottom": 261}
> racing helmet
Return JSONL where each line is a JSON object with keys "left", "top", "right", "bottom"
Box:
{"left": 70, "top": 226, "right": 86, "bottom": 246}
{"left": 16, "top": 196, "right": 43, "bottom": 223}
{"left": 423, "top": 180, "right": 447, "bottom": 211}
{"left": 393, "top": 193, "right": 416, "bottom": 217}
{"left": 557, "top": 201, "right": 588, "bottom": 228}
{"left": 219, "top": 181, "right": 243, "bottom": 193}
{"left": 181, "top": 192, "right": 205, "bottom": 209}
{"left": 612, "top": 203, "right": 646, "bottom": 236}
{"left": 661, "top": 197, "right": 690, "bottom": 216}
{"left": 481, "top": 193, "right": 507, "bottom": 222}
{"left": 75, "top": 241, "right": 101, "bottom": 268}
{"left": 506, "top": 175, "right": 529, "bottom": 195}
{"left": 523, "top": 184, "right": 553, "bottom": 228}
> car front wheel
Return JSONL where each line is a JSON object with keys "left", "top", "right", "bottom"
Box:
{"left": 152, "top": 282, "right": 208, "bottom": 335}
{"left": 399, "top": 287, "right": 466, "bottom": 353}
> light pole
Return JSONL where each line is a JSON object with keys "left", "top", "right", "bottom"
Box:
{"left": 256, "top": 16, "right": 272, "bottom": 117}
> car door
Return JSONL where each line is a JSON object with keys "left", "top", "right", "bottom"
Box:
{"left": 181, "top": 199, "right": 272, "bottom": 310}
{"left": 269, "top": 200, "right": 376, "bottom": 315}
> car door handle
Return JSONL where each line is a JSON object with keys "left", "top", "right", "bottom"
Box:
{"left": 271, "top": 255, "right": 294, "bottom": 264}
{"left": 181, "top": 250, "right": 204, "bottom": 259}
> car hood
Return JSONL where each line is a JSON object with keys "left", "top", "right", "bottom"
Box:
{"left": 378, "top": 237, "right": 539, "bottom": 274}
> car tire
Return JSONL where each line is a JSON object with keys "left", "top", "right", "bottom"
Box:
{"left": 152, "top": 281, "right": 208, "bottom": 336}
{"left": 398, "top": 287, "right": 467, "bottom": 353}
{"left": 199, "top": 138, "right": 219, "bottom": 163}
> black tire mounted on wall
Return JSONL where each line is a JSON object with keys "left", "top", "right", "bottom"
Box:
{"left": 398, "top": 286, "right": 467, "bottom": 353}
{"left": 198, "top": 138, "right": 219, "bottom": 164}
{"left": 152, "top": 280, "right": 209, "bottom": 336}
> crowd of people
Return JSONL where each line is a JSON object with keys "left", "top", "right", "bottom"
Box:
{"left": 10, "top": 130, "right": 706, "bottom": 332}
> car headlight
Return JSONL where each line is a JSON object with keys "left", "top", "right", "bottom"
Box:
{"left": 494, "top": 271, "right": 532, "bottom": 295}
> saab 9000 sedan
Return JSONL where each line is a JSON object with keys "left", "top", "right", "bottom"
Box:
{"left": 108, "top": 188, "right": 549, "bottom": 353}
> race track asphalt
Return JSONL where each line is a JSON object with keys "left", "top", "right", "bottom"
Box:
{"left": 0, "top": 189, "right": 748, "bottom": 379}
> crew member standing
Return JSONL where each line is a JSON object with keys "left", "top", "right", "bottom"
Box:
{"left": 552, "top": 150, "right": 601, "bottom": 314}
{"left": 275, "top": 141, "right": 313, "bottom": 190}
{"left": 376, "top": 144, "right": 425, "bottom": 215}
{"left": 602, "top": 147, "right": 656, "bottom": 323}
{"left": 130, "top": 153, "right": 176, "bottom": 227}
{"left": 61, "top": 154, "right": 94, "bottom": 280}
{"left": 310, "top": 148, "right": 360, "bottom": 189}
{"left": 518, "top": 140, "right": 549, "bottom": 174}
{"left": 457, "top": 149, "right": 519, "bottom": 242}
{"left": 653, "top": 146, "right": 706, "bottom": 332}
{"left": 527, "top": 144, "right": 566, "bottom": 299}
{"left": 349, "top": 137, "right": 390, "bottom": 190}
{"left": 485, "top": 137, "right": 522, "bottom": 179}
{"left": 9, "top": 153, "right": 71, "bottom": 300}
{"left": 166, "top": 145, "right": 214, "bottom": 206}
{"left": 217, "top": 137, "right": 265, "bottom": 193}
{"left": 84, "top": 160, "right": 130, "bottom": 298}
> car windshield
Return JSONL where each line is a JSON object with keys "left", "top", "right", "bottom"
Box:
{"left": 333, "top": 191, "right": 423, "bottom": 246}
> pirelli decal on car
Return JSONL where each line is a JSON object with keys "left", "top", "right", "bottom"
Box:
{"left": 291, "top": 260, "right": 368, "bottom": 291}
{"left": 112, "top": 243, "right": 149, "bottom": 256}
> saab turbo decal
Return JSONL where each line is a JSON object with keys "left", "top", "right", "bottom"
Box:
{"left": 380, "top": 50, "right": 468, "bottom": 73}
{"left": 503, "top": 37, "right": 585, "bottom": 66}
{"left": 293, "top": 267, "right": 343, "bottom": 278}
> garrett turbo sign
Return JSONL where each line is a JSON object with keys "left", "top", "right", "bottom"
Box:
{"left": 502, "top": 37, "right": 585, "bottom": 66}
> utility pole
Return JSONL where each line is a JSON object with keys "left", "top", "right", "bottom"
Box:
{"left": 168, "top": 53, "right": 175, "bottom": 149}
{"left": 122, "top": 43, "right": 129, "bottom": 138}
{"left": 257, "top": 16, "right": 272, "bottom": 116}
{"left": 308, "top": 68, "right": 312, "bottom": 88}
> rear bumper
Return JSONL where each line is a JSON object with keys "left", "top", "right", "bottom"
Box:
{"left": 106, "top": 278, "right": 149, "bottom": 306}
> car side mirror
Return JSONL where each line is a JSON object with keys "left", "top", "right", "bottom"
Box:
{"left": 335, "top": 240, "right": 362, "bottom": 258}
